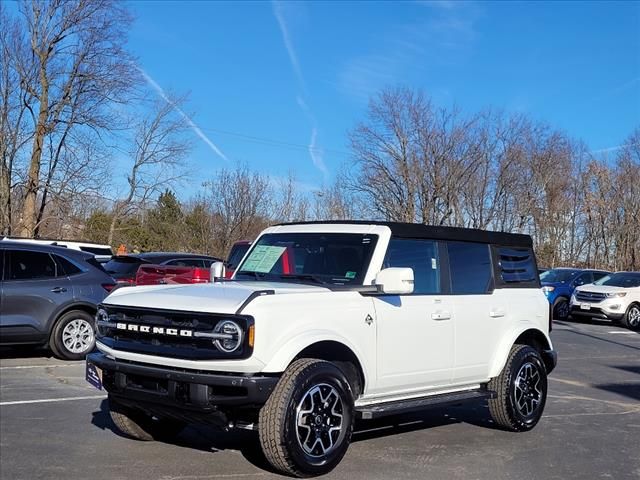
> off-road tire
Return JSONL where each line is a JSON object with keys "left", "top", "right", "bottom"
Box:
{"left": 50, "top": 310, "right": 96, "bottom": 360}
{"left": 488, "top": 345, "right": 548, "bottom": 432}
{"left": 258, "top": 358, "right": 355, "bottom": 477}
{"left": 621, "top": 303, "right": 640, "bottom": 331}
{"left": 108, "top": 396, "right": 185, "bottom": 441}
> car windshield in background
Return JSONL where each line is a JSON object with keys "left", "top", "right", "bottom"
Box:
{"left": 596, "top": 272, "right": 640, "bottom": 288}
{"left": 103, "top": 257, "right": 144, "bottom": 275}
{"left": 235, "top": 233, "right": 378, "bottom": 285}
{"left": 540, "top": 269, "right": 580, "bottom": 283}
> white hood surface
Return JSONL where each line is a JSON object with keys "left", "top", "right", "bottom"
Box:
{"left": 576, "top": 285, "right": 637, "bottom": 294}
{"left": 103, "top": 281, "right": 330, "bottom": 314}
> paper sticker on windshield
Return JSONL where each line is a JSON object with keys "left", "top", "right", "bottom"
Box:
{"left": 241, "top": 245, "right": 286, "bottom": 273}
{"left": 345, "top": 271, "right": 356, "bottom": 279}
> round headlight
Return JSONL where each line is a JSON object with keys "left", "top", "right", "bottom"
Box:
{"left": 214, "top": 320, "right": 243, "bottom": 353}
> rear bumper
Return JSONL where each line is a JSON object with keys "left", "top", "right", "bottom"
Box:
{"left": 542, "top": 349, "right": 557, "bottom": 374}
{"left": 570, "top": 306, "right": 624, "bottom": 321}
{"left": 87, "top": 353, "right": 279, "bottom": 424}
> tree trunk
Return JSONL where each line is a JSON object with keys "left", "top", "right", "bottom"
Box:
{"left": 0, "top": 163, "right": 10, "bottom": 234}
{"left": 20, "top": 71, "right": 49, "bottom": 237}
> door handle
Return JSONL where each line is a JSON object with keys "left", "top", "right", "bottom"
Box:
{"left": 490, "top": 309, "right": 506, "bottom": 318}
{"left": 432, "top": 311, "right": 451, "bottom": 321}
{"left": 50, "top": 287, "right": 67, "bottom": 293}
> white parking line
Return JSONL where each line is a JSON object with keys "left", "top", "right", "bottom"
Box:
{"left": 607, "top": 331, "right": 636, "bottom": 335}
{"left": 0, "top": 364, "right": 82, "bottom": 370}
{"left": 0, "top": 394, "right": 106, "bottom": 406}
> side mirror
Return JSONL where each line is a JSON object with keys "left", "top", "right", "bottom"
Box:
{"left": 374, "top": 267, "right": 414, "bottom": 295}
{"left": 210, "top": 261, "right": 226, "bottom": 282}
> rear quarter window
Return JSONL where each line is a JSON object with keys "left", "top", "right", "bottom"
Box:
{"left": 447, "top": 242, "right": 493, "bottom": 294}
{"left": 494, "top": 246, "right": 539, "bottom": 288}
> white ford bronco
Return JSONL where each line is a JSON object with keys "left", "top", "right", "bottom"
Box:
{"left": 87, "top": 221, "right": 557, "bottom": 477}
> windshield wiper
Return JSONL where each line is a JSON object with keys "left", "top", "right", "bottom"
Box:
{"left": 236, "top": 270, "right": 266, "bottom": 280}
{"left": 278, "top": 274, "right": 326, "bottom": 285}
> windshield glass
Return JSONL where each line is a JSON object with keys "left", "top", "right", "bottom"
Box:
{"left": 595, "top": 272, "right": 640, "bottom": 288}
{"left": 235, "top": 233, "right": 378, "bottom": 285}
{"left": 539, "top": 269, "right": 580, "bottom": 283}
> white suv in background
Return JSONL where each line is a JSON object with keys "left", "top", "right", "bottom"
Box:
{"left": 1, "top": 237, "right": 113, "bottom": 263}
{"left": 570, "top": 272, "right": 640, "bottom": 330}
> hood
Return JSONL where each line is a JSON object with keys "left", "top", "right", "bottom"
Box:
{"left": 575, "top": 285, "right": 631, "bottom": 294}
{"left": 103, "top": 281, "right": 330, "bottom": 314}
{"left": 541, "top": 281, "right": 565, "bottom": 288}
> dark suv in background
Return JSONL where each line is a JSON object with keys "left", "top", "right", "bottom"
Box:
{"left": 0, "top": 242, "right": 116, "bottom": 360}
{"left": 103, "top": 252, "right": 222, "bottom": 286}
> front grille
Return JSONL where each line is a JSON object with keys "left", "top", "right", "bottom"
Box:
{"left": 575, "top": 291, "right": 606, "bottom": 303}
{"left": 97, "top": 306, "right": 253, "bottom": 360}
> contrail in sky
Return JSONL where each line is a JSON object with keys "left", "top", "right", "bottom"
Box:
{"left": 138, "top": 67, "right": 229, "bottom": 162}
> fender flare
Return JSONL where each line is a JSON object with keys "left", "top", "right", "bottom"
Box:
{"left": 261, "top": 330, "right": 371, "bottom": 386}
{"left": 488, "top": 326, "right": 552, "bottom": 379}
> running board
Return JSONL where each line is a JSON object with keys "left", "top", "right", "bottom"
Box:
{"left": 356, "top": 388, "right": 495, "bottom": 420}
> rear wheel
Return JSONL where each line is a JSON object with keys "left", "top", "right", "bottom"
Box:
{"left": 50, "top": 310, "right": 96, "bottom": 360}
{"left": 259, "top": 358, "right": 354, "bottom": 477}
{"left": 488, "top": 345, "right": 548, "bottom": 432}
{"left": 108, "top": 396, "right": 185, "bottom": 441}
{"left": 621, "top": 304, "right": 640, "bottom": 331}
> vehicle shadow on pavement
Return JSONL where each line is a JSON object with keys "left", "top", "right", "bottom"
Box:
{"left": 352, "top": 400, "right": 499, "bottom": 443}
{"left": 0, "top": 346, "right": 53, "bottom": 359}
{"left": 90, "top": 399, "right": 281, "bottom": 474}
{"left": 594, "top": 365, "right": 640, "bottom": 403}
{"left": 90, "top": 398, "right": 501, "bottom": 474}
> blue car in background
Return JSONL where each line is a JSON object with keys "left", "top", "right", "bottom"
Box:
{"left": 540, "top": 268, "right": 610, "bottom": 320}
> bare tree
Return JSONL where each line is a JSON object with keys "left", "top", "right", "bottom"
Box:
{"left": 13, "top": 0, "right": 137, "bottom": 237}
{"left": 107, "top": 95, "right": 192, "bottom": 245}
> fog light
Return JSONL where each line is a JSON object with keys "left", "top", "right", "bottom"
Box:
{"left": 609, "top": 304, "right": 621, "bottom": 310}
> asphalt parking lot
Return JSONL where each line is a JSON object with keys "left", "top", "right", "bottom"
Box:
{"left": 1, "top": 321, "right": 639, "bottom": 480}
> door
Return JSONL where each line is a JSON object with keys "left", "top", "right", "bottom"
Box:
{"left": 447, "top": 241, "right": 504, "bottom": 384}
{"left": 0, "top": 249, "right": 74, "bottom": 340}
{"left": 372, "top": 238, "right": 454, "bottom": 396}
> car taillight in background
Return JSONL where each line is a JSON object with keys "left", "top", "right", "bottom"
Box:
{"left": 135, "top": 264, "right": 211, "bottom": 286}
{"left": 102, "top": 283, "right": 117, "bottom": 292}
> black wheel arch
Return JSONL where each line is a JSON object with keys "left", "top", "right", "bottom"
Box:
{"left": 515, "top": 329, "right": 555, "bottom": 374}
{"left": 293, "top": 341, "right": 365, "bottom": 397}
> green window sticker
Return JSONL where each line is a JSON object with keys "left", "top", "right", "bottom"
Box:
{"left": 345, "top": 271, "right": 356, "bottom": 279}
{"left": 241, "top": 245, "right": 286, "bottom": 273}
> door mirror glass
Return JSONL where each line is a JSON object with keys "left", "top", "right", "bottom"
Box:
{"left": 210, "top": 261, "right": 225, "bottom": 282}
{"left": 374, "top": 267, "right": 414, "bottom": 295}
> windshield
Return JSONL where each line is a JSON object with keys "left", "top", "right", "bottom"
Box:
{"left": 235, "top": 233, "right": 378, "bottom": 285}
{"left": 227, "top": 243, "right": 251, "bottom": 270}
{"left": 595, "top": 272, "right": 640, "bottom": 288}
{"left": 539, "top": 269, "right": 580, "bottom": 283}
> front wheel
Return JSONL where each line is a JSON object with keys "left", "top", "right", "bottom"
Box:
{"left": 552, "top": 297, "right": 569, "bottom": 321}
{"left": 488, "top": 345, "right": 548, "bottom": 432}
{"left": 259, "top": 358, "right": 355, "bottom": 477}
{"left": 50, "top": 310, "right": 96, "bottom": 360}
{"left": 621, "top": 304, "right": 640, "bottom": 331}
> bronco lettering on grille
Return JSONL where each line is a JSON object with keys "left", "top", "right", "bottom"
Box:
{"left": 115, "top": 322, "right": 193, "bottom": 337}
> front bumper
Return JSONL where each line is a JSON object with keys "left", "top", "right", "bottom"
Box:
{"left": 87, "top": 353, "right": 279, "bottom": 425}
{"left": 569, "top": 305, "right": 624, "bottom": 321}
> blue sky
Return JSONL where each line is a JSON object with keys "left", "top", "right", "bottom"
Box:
{"left": 128, "top": 0, "right": 640, "bottom": 193}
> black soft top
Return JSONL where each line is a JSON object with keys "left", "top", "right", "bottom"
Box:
{"left": 277, "top": 221, "right": 533, "bottom": 248}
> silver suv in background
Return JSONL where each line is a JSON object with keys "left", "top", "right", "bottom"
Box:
{"left": 1, "top": 237, "right": 114, "bottom": 263}
{"left": 0, "top": 242, "right": 116, "bottom": 360}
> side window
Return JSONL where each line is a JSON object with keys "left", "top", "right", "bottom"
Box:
{"left": 201, "top": 259, "right": 215, "bottom": 268}
{"left": 447, "top": 242, "right": 492, "bottom": 294}
{"left": 53, "top": 255, "right": 83, "bottom": 276}
{"left": 496, "top": 247, "right": 537, "bottom": 284}
{"left": 8, "top": 250, "right": 57, "bottom": 280}
{"left": 383, "top": 238, "right": 440, "bottom": 294}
